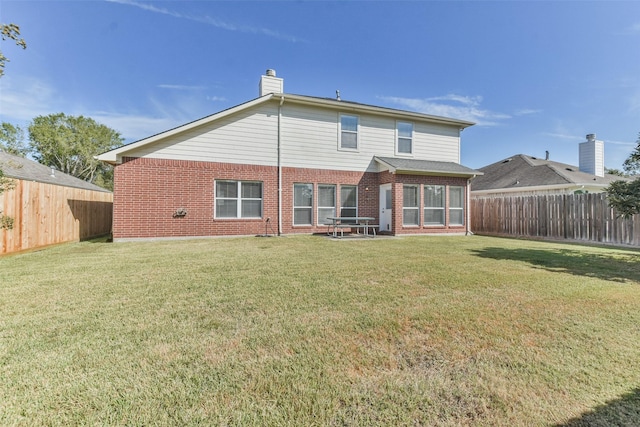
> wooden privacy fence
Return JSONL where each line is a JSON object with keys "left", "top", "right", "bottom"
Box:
{"left": 471, "top": 193, "right": 640, "bottom": 246}
{"left": 1, "top": 179, "right": 113, "bottom": 254}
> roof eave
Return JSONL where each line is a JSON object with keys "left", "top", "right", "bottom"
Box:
{"left": 471, "top": 182, "right": 608, "bottom": 194}
{"left": 393, "top": 168, "right": 482, "bottom": 178}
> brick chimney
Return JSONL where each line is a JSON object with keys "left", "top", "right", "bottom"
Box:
{"left": 579, "top": 133, "right": 604, "bottom": 177}
{"left": 259, "top": 69, "right": 283, "bottom": 96}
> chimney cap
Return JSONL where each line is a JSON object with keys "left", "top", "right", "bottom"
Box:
{"left": 266, "top": 69, "right": 276, "bottom": 77}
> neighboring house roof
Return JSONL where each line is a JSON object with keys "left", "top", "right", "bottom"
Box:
{"left": 0, "top": 151, "right": 110, "bottom": 192}
{"left": 375, "top": 156, "right": 482, "bottom": 178}
{"left": 471, "top": 154, "right": 625, "bottom": 194}
{"left": 97, "top": 93, "right": 475, "bottom": 165}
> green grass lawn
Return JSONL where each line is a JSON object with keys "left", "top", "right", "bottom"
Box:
{"left": 1, "top": 235, "right": 639, "bottom": 426}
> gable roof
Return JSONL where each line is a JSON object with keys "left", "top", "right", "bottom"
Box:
{"left": 97, "top": 93, "right": 475, "bottom": 165}
{"left": 375, "top": 156, "right": 482, "bottom": 178}
{"left": 0, "top": 151, "right": 110, "bottom": 192}
{"left": 471, "top": 154, "right": 625, "bottom": 193}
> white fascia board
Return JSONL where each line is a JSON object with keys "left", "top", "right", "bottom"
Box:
{"left": 97, "top": 94, "right": 275, "bottom": 165}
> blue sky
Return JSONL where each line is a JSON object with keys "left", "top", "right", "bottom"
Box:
{"left": 1, "top": 0, "right": 639, "bottom": 170}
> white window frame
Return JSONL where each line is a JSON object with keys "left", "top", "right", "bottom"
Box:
{"left": 396, "top": 121, "right": 413, "bottom": 156}
{"left": 317, "top": 184, "right": 336, "bottom": 225}
{"left": 424, "top": 185, "right": 445, "bottom": 226}
{"left": 215, "top": 180, "right": 263, "bottom": 219}
{"left": 402, "top": 184, "right": 420, "bottom": 226}
{"left": 449, "top": 186, "right": 465, "bottom": 226}
{"left": 293, "top": 183, "right": 313, "bottom": 226}
{"left": 339, "top": 114, "right": 359, "bottom": 151}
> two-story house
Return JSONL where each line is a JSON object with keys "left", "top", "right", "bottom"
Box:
{"left": 97, "top": 70, "right": 481, "bottom": 241}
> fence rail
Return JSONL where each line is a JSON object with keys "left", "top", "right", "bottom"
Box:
{"left": 1, "top": 179, "right": 113, "bottom": 254}
{"left": 471, "top": 193, "right": 640, "bottom": 247}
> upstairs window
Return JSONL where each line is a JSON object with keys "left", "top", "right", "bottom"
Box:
{"left": 396, "top": 121, "right": 413, "bottom": 155}
{"left": 215, "top": 180, "right": 262, "bottom": 218}
{"left": 340, "top": 114, "right": 359, "bottom": 150}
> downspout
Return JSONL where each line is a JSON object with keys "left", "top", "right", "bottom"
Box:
{"left": 466, "top": 176, "right": 474, "bottom": 236}
{"left": 278, "top": 95, "right": 284, "bottom": 236}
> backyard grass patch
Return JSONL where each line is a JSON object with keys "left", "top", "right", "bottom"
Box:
{"left": 1, "top": 235, "right": 639, "bottom": 425}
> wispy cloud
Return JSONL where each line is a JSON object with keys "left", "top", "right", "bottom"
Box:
{"left": 158, "top": 84, "right": 208, "bottom": 91}
{"left": 542, "top": 132, "right": 584, "bottom": 141}
{"left": 379, "top": 94, "right": 510, "bottom": 126}
{"left": 90, "top": 111, "right": 185, "bottom": 142}
{"left": 542, "top": 131, "right": 635, "bottom": 147}
{"left": 0, "top": 75, "right": 209, "bottom": 142}
{"left": 0, "top": 76, "right": 58, "bottom": 123}
{"left": 626, "top": 22, "right": 640, "bottom": 34}
{"left": 106, "top": 0, "right": 303, "bottom": 42}
{"left": 514, "top": 108, "right": 542, "bottom": 116}
{"left": 207, "top": 95, "right": 227, "bottom": 102}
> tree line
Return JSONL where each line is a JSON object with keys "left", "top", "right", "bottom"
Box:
{"left": 1, "top": 114, "right": 123, "bottom": 190}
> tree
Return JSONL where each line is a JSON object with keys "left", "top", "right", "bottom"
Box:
{"left": 1, "top": 23, "right": 26, "bottom": 228}
{"left": 0, "top": 122, "right": 28, "bottom": 156}
{"left": 0, "top": 168, "right": 15, "bottom": 229}
{"left": 607, "top": 179, "right": 640, "bottom": 218}
{"left": 28, "top": 113, "right": 124, "bottom": 190}
{"left": 604, "top": 167, "right": 626, "bottom": 177}
{"left": 1, "top": 23, "right": 27, "bottom": 77}
{"left": 622, "top": 132, "right": 640, "bottom": 176}
{"left": 607, "top": 133, "right": 640, "bottom": 218}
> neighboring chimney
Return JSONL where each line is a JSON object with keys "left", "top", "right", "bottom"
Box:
{"left": 545, "top": 150, "right": 549, "bottom": 161}
{"left": 259, "top": 69, "right": 283, "bottom": 96}
{"left": 579, "top": 133, "right": 604, "bottom": 177}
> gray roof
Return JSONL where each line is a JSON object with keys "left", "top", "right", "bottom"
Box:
{"left": 375, "top": 156, "right": 483, "bottom": 177}
{"left": 0, "top": 151, "right": 110, "bottom": 192}
{"left": 471, "top": 154, "right": 626, "bottom": 192}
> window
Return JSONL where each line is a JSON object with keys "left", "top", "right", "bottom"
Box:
{"left": 215, "top": 180, "right": 262, "bottom": 218}
{"left": 340, "top": 114, "right": 358, "bottom": 150}
{"left": 424, "top": 185, "right": 445, "bottom": 225}
{"left": 340, "top": 185, "right": 358, "bottom": 219}
{"left": 449, "top": 186, "right": 464, "bottom": 226}
{"left": 317, "top": 185, "right": 336, "bottom": 225}
{"left": 396, "top": 121, "right": 413, "bottom": 155}
{"left": 403, "top": 185, "right": 419, "bottom": 226}
{"left": 293, "top": 183, "right": 313, "bottom": 225}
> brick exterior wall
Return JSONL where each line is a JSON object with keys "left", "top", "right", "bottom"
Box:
{"left": 113, "top": 157, "right": 470, "bottom": 239}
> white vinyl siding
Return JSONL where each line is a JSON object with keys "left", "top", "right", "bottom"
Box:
{"left": 318, "top": 185, "right": 336, "bottom": 225}
{"left": 215, "top": 180, "right": 262, "bottom": 219}
{"left": 424, "top": 185, "right": 445, "bottom": 225}
{"left": 120, "top": 100, "right": 463, "bottom": 173}
{"left": 281, "top": 104, "right": 461, "bottom": 172}
{"left": 293, "top": 183, "right": 313, "bottom": 226}
{"left": 403, "top": 185, "right": 419, "bottom": 226}
{"left": 449, "top": 186, "right": 464, "bottom": 226}
{"left": 123, "top": 103, "right": 279, "bottom": 166}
